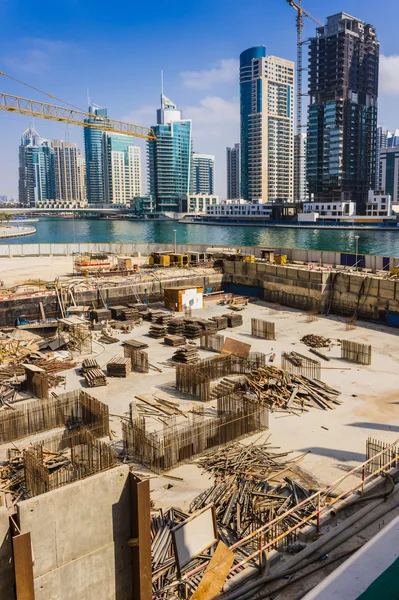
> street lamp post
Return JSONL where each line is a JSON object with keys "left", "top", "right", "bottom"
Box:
{"left": 355, "top": 235, "right": 360, "bottom": 271}
{"left": 173, "top": 229, "right": 177, "bottom": 254}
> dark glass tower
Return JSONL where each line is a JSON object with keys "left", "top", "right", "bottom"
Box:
{"left": 84, "top": 105, "right": 109, "bottom": 204}
{"left": 239, "top": 46, "right": 267, "bottom": 201}
{"left": 307, "top": 13, "right": 379, "bottom": 213}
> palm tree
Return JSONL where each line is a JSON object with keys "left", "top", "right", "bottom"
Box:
{"left": 3, "top": 214, "right": 12, "bottom": 227}
{"left": 0, "top": 213, "right": 5, "bottom": 227}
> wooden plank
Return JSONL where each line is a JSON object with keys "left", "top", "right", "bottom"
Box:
{"left": 190, "top": 541, "right": 234, "bottom": 600}
{"left": 13, "top": 532, "right": 35, "bottom": 600}
{"left": 134, "top": 394, "right": 176, "bottom": 416}
{"left": 309, "top": 348, "right": 330, "bottom": 361}
{"left": 287, "top": 387, "right": 299, "bottom": 408}
{"left": 222, "top": 337, "right": 251, "bottom": 359}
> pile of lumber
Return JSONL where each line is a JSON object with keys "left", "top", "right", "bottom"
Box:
{"left": 0, "top": 450, "right": 25, "bottom": 503}
{"left": 184, "top": 320, "right": 202, "bottom": 339}
{"left": 223, "top": 313, "right": 243, "bottom": 327}
{"left": 164, "top": 335, "right": 185, "bottom": 347}
{"left": 191, "top": 442, "right": 318, "bottom": 542}
{"left": 151, "top": 311, "right": 172, "bottom": 326}
{"left": 211, "top": 315, "right": 228, "bottom": 330}
{"left": 172, "top": 345, "right": 200, "bottom": 363}
{"left": 82, "top": 358, "right": 100, "bottom": 373}
{"left": 135, "top": 393, "right": 185, "bottom": 419}
{"left": 300, "top": 334, "right": 331, "bottom": 348}
{"left": 107, "top": 356, "right": 131, "bottom": 377}
{"left": 149, "top": 324, "right": 167, "bottom": 338}
{"left": 167, "top": 319, "right": 185, "bottom": 335}
{"left": 84, "top": 368, "right": 107, "bottom": 387}
{"left": 110, "top": 305, "right": 126, "bottom": 320}
{"left": 127, "top": 303, "right": 148, "bottom": 315}
{"left": 244, "top": 365, "right": 341, "bottom": 411}
{"left": 98, "top": 333, "right": 119, "bottom": 344}
{"left": 91, "top": 308, "right": 112, "bottom": 322}
{"left": 122, "top": 339, "right": 148, "bottom": 350}
{"left": 120, "top": 307, "right": 140, "bottom": 321}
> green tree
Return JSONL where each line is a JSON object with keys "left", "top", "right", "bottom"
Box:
{"left": 3, "top": 214, "right": 12, "bottom": 227}
{"left": 0, "top": 213, "right": 5, "bottom": 227}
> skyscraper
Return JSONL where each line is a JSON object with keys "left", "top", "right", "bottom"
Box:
{"left": 307, "top": 13, "right": 379, "bottom": 213}
{"left": 77, "top": 153, "right": 87, "bottom": 204}
{"left": 294, "top": 133, "right": 308, "bottom": 202}
{"left": 240, "top": 47, "right": 294, "bottom": 203}
{"left": 103, "top": 134, "right": 142, "bottom": 204}
{"left": 226, "top": 143, "right": 240, "bottom": 199}
{"left": 52, "top": 140, "right": 84, "bottom": 203}
{"left": 191, "top": 153, "right": 215, "bottom": 195}
{"left": 147, "top": 95, "right": 192, "bottom": 212}
{"left": 19, "top": 128, "right": 54, "bottom": 207}
{"left": 84, "top": 105, "right": 109, "bottom": 204}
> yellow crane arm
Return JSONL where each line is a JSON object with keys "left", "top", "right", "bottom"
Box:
{"left": 0, "top": 91, "right": 156, "bottom": 140}
{"left": 285, "top": 0, "right": 323, "bottom": 26}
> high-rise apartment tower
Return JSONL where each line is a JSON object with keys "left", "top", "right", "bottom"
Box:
{"left": 226, "top": 143, "right": 240, "bottom": 199}
{"left": 19, "top": 128, "right": 54, "bottom": 207}
{"left": 191, "top": 153, "right": 215, "bottom": 195}
{"left": 84, "top": 105, "right": 109, "bottom": 204}
{"left": 147, "top": 95, "right": 192, "bottom": 212}
{"left": 52, "top": 140, "right": 84, "bottom": 203}
{"left": 307, "top": 13, "right": 379, "bottom": 213}
{"left": 103, "top": 134, "right": 142, "bottom": 204}
{"left": 240, "top": 46, "right": 294, "bottom": 203}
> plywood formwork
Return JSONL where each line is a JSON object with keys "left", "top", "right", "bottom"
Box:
{"left": 251, "top": 318, "right": 276, "bottom": 340}
{"left": 199, "top": 333, "right": 224, "bottom": 353}
{"left": 124, "top": 345, "right": 149, "bottom": 373}
{"left": 341, "top": 340, "right": 372, "bottom": 365}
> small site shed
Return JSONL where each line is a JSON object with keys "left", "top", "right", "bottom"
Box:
{"left": 164, "top": 286, "right": 203, "bottom": 312}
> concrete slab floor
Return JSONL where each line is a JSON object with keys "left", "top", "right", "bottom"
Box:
{"left": 2, "top": 298, "right": 399, "bottom": 512}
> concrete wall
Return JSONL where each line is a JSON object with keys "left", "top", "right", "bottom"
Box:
{"left": 223, "top": 261, "right": 398, "bottom": 320}
{"left": 0, "top": 272, "right": 223, "bottom": 326}
{"left": 17, "top": 465, "right": 133, "bottom": 600}
{"left": 0, "top": 507, "right": 14, "bottom": 600}
{"left": 223, "top": 261, "right": 331, "bottom": 312}
{"left": 0, "top": 242, "right": 397, "bottom": 271}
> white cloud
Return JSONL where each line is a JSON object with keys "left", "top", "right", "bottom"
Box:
{"left": 181, "top": 59, "right": 238, "bottom": 89}
{"left": 185, "top": 95, "right": 239, "bottom": 133}
{"left": 379, "top": 54, "right": 399, "bottom": 95}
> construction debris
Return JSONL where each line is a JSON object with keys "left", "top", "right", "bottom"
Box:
{"left": 244, "top": 365, "right": 341, "bottom": 411}
{"left": 0, "top": 383, "right": 16, "bottom": 407}
{"left": 191, "top": 442, "right": 318, "bottom": 543}
{"left": 107, "top": 356, "right": 131, "bottom": 378}
{"left": 98, "top": 333, "right": 119, "bottom": 344}
{"left": 300, "top": 334, "right": 331, "bottom": 348}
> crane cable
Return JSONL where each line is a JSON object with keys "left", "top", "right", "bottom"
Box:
{"left": 0, "top": 71, "right": 99, "bottom": 117}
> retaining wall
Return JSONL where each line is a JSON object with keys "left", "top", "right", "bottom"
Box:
{"left": 223, "top": 260, "right": 399, "bottom": 320}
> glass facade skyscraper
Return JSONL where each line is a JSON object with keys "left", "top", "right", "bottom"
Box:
{"left": 84, "top": 105, "right": 109, "bottom": 204}
{"left": 190, "top": 153, "right": 215, "bottom": 195}
{"left": 18, "top": 128, "right": 54, "bottom": 207}
{"left": 147, "top": 95, "right": 192, "bottom": 212}
{"left": 307, "top": 13, "right": 379, "bottom": 213}
{"left": 240, "top": 46, "right": 294, "bottom": 203}
{"left": 226, "top": 143, "right": 240, "bottom": 199}
{"left": 240, "top": 46, "right": 267, "bottom": 201}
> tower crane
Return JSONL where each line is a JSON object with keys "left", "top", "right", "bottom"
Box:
{"left": 0, "top": 72, "right": 156, "bottom": 140}
{"left": 285, "top": 0, "right": 323, "bottom": 136}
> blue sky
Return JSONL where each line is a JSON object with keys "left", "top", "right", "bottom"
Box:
{"left": 2, "top": 0, "right": 399, "bottom": 197}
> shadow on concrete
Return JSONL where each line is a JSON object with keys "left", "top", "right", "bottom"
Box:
{"left": 112, "top": 474, "right": 133, "bottom": 600}
{"left": 299, "top": 447, "right": 365, "bottom": 462}
{"left": 347, "top": 422, "right": 399, "bottom": 433}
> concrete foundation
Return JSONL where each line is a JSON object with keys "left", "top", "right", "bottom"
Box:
{"left": 16, "top": 465, "right": 134, "bottom": 600}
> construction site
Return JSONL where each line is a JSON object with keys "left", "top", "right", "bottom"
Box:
{"left": 0, "top": 243, "right": 398, "bottom": 599}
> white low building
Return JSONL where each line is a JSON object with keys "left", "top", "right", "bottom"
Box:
{"left": 365, "top": 191, "right": 392, "bottom": 217}
{"left": 302, "top": 201, "right": 356, "bottom": 218}
{"left": 179, "top": 194, "right": 220, "bottom": 213}
{"left": 206, "top": 199, "right": 273, "bottom": 218}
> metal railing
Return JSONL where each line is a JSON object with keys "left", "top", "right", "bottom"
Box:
{"left": 180, "top": 437, "right": 399, "bottom": 585}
